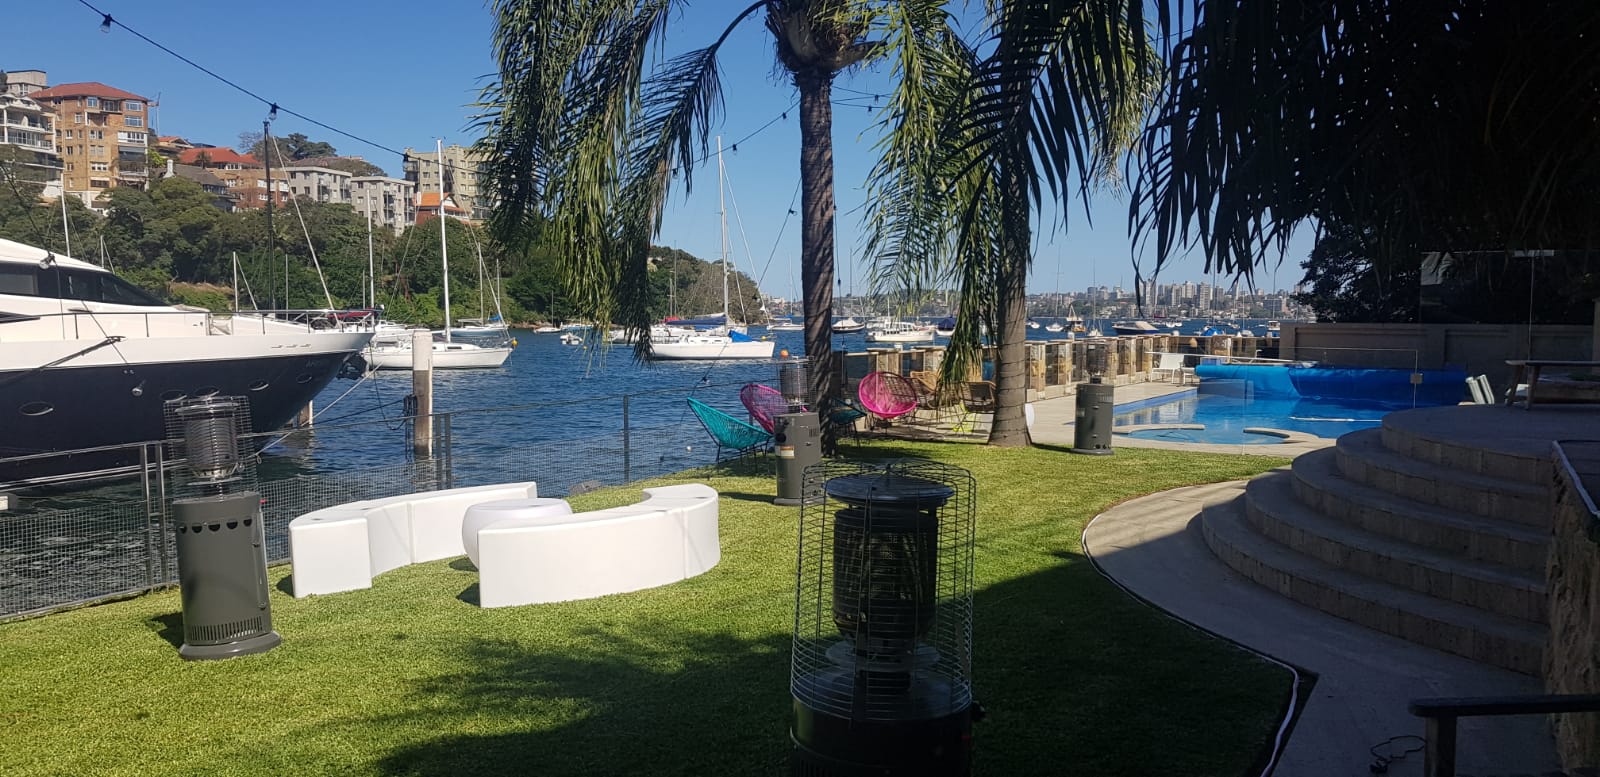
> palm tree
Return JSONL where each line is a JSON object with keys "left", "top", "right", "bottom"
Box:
{"left": 864, "top": 0, "right": 1160, "bottom": 446}
{"left": 475, "top": 0, "right": 874, "bottom": 409}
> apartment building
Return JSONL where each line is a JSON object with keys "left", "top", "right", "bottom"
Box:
{"left": 284, "top": 165, "right": 352, "bottom": 205}
{"left": 176, "top": 147, "right": 288, "bottom": 209}
{"left": 28, "top": 81, "right": 153, "bottom": 200}
{"left": 0, "top": 92, "right": 59, "bottom": 185}
{"left": 351, "top": 176, "right": 415, "bottom": 234}
{"left": 402, "top": 143, "right": 488, "bottom": 221}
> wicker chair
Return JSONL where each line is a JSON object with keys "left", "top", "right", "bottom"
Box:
{"left": 952, "top": 380, "right": 997, "bottom": 435}
{"left": 908, "top": 369, "right": 962, "bottom": 426}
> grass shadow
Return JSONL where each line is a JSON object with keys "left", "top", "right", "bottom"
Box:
{"left": 355, "top": 557, "right": 1289, "bottom": 777}
{"left": 275, "top": 575, "right": 295, "bottom": 596}
{"left": 447, "top": 558, "right": 476, "bottom": 572}
{"left": 371, "top": 626, "right": 792, "bottom": 776}
{"left": 456, "top": 583, "right": 479, "bottom": 607}
{"left": 147, "top": 611, "right": 184, "bottom": 649}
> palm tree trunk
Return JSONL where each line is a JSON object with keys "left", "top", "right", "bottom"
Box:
{"left": 796, "top": 69, "right": 839, "bottom": 420}
{"left": 989, "top": 152, "right": 1032, "bottom": 447}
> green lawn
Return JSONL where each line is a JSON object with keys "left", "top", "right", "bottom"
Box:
{"left": 0, "top": 442, "right": 1292, "bottom": 776}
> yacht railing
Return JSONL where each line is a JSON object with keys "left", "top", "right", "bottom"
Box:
{"left": 0, "top": 308, "right": 372, "bottom": 340}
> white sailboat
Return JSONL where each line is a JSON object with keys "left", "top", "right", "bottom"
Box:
{"left": 831, "top": 316, "right": 866, "bottom": 333}
{"left": 649, "top": 137, "right": 775, "bottom": 361}
{"left": 365, "top": 141, "right": 512, "bottom": 370}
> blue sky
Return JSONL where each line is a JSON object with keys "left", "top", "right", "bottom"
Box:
{"left": 9, "top": 0, "right": 1310, "bottom": 296}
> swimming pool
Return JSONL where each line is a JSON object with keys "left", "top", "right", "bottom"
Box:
{"left": 1114, "top": 393, "right": 1428, "bottom": 445}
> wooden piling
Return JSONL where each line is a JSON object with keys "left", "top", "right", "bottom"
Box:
{"left": 411, "top": 330, "right": 433, "bottom": 456}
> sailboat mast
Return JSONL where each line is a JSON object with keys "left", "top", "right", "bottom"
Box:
{"left": 437, "top": 139, "right": 452, "bottom": 343}
{"left": 365, "top": 193, "right": 375, "bottom": 309}
{"left": 717, "top": 136, "right": 728, "bottom": 320}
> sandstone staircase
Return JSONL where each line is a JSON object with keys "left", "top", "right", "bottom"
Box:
{"left": 1201, "top": 417, "right": 1553, "bottom": 675}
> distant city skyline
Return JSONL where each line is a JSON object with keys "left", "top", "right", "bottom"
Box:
{"left": 7, "top": 0, "right": 1315, "bottom": 293}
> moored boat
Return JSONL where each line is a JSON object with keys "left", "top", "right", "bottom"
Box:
{"left": 1111, "top": 320, "right": 1161, "bottom": 336}
{"left": 0, "top": 238, "right": 371, "bottom": 486}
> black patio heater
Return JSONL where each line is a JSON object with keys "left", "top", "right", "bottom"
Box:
{"left": 774, "top": 358, "right": 821, "bottom": 506}
{"left": 791, "top": 459, "right": 979, "bottom": 776}
{"left": 1072, "top": 341, "right": 1114, "bottom": 455}
{"left": 165, "top": 396, "right": 281, "bottom": 661}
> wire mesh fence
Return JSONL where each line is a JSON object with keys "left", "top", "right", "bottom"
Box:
{"left": 0, "top": 383, "right": 756, "bottom": 621}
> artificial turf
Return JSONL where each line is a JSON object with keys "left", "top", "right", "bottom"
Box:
{"left": 0, "top": 441, "right": 1293, "bottom": 776}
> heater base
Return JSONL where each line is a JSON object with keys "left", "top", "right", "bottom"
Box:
{"left": 179, "top": 630, "right": 282, "bottom": 661}
{"left": 791, "top": 701, "right": 972, "bottom": 777}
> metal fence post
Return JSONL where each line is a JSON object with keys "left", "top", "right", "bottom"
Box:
{"left": 154, "top": 441, "right": 171, "bottom": 583}
{"left": 441, "top": 412, "right": 454, "bottom": 489}
{"left": 622, "top": 394, "right": 632, "bottom": 483}
{"left": 139, "top": 444, "right": 155, "bottom": 590}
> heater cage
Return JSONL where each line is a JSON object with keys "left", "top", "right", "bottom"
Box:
{"left": 164, "top": 395, "right": 256, "bottom": 496}
{"left": 792, "top": 458, "right": 977, "bottom": 723}
{"left": 777, "top": 357, "right": 814, "bottom": 410}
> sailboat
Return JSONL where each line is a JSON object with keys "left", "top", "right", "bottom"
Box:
{"left": 649, "top": 137, "right": 775, "bottom": 361}
{"left": 365, "top": 141, "right": 513, "bottom": 370}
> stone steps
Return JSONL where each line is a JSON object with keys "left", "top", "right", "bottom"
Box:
{"left": 1245, "top": 469, "right": 1547, "bottom": 624}
{"left": 1201, "top": 495, "right": 1546, "bottom": 675}
{"left": 1381, "top": 416, "right": 1551, "bottom": 486}
{"left": 1291, "top": 448, "right": 1550, "bottom": 572}
{"left": 1337, "top": 429, "right": 1550, "bottom": 528}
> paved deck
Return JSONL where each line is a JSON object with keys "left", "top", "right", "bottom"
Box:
{"left": 1084, "top": 482, "right": 1559, "bottom": 777}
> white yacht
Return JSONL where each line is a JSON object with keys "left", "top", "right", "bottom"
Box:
{"left": 768, "top": 317, "right": 804, "bottom": 332}
{"left": 864, "top": 319, "right": 935, "bottom": 344}
{"left": 0, "top": 238, "right": 372, "bottom": 485}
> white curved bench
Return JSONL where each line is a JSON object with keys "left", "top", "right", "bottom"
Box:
{"left": 289, "top": 481, "right": 540, "bottom": 597}
{"left": 472, "top": 483, "right": 720, "bottom": 608}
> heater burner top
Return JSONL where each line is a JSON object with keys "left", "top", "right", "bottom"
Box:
{"left": 823, "top": 473, "right": 954, "bottom": 507}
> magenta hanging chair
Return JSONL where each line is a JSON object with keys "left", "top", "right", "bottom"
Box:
{"left": 857, "top": 371, "right": 919, "bottom": 424}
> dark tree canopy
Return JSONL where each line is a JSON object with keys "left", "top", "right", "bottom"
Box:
{"left": 1136, "top": 1, "right": 1600, "bottom": 281}
{"left": 238, "top": 131, "right": 341, "bottom": 163}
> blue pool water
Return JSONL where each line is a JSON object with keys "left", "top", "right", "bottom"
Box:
{"left": 1116, "top": 393, "right": 1428, "bottom": 445}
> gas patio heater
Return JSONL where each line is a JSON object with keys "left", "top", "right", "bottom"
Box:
{"left": 1072, "top": 341, "right": 1113, "bottom": 455}
{"left": 791, "top": 458, "right": 979, "bottom": 776}
{"left": 165, "top": 396, "right": 281, "bottom": 660}
{"left": 773, "top": 357, "right": 821, "bottom": 506}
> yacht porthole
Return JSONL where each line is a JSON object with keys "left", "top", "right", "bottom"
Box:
{"left": 296, "top": 373, "right": 315, "bottom": 384}
{"left": 248, "top": 380, "right": 270, "bottom": 391}
{"left": 161, "top": 390, "right": 187, "bottom": 402}
{"left": 19, "top": 401, "right": 53, "bottom": 417}
{"left": 195, "top": 386, "right": 220, "bottom": 398}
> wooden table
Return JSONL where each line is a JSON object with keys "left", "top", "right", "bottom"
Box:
{"left": 1503, "top": 360, "right": 1600, "bottom": 408}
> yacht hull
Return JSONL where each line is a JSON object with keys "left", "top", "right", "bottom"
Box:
{"left": 647, "top": 339, "right": 776, "bottom": 360}
{"left": 363, "top": 342, "right": 513, "bottom": 370}
{"left": 0, "top": 342, "right": 365, "bottom": 486}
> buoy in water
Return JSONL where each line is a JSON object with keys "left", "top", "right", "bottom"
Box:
{"left": 779, "top": 349, "right": 789, "bottom": 358}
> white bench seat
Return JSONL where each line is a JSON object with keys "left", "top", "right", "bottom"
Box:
{"left": 289, "top": 481, "right": 540, "bottom": 597}
{"left": 472, "top": 483, "right": 721, "bottom": 608}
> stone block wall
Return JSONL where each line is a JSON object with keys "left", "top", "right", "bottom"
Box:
{"left": 1546, "top": 440, "right": 1600, "bottom": 770}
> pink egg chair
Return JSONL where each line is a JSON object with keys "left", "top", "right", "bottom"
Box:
{"left": 856, "top": 371, "right": 919, "bottom": 426}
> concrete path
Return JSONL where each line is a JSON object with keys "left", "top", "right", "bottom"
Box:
{"left": 1083, "top": 481, "right": 1558, "bottom": 777}
{"left": 1028, "top": 382, "right": 1335, "bottom": 457}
